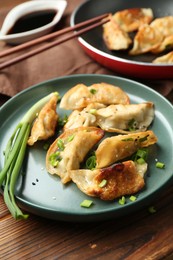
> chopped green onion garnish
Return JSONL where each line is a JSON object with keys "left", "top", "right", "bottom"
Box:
{"left": 58, "top": 114, "right": 68, "bottom": 126}
{"left": 128, "top": 118, "right": 138, "bottom": 131}
{"left": 99, "top": 179, "right": 107, "bottom": 188}
{"left": 85, "top": 153, "right": 96, "bottom": 170}
{"left": 148, "top": 206, "right": 156, "bottom": 214}
{"left": 57, "top": 139, "right": 65, "bottom": 151}
{"left": 80, "top": 199, "right": 93, "bottom": 208}
{"left": 118, "top": 196, "right": 126, "bottom": 205}
{"left": 49, "top": 151, "right": 61, "bottom": 167}
{"left": 90, "top": 88, "right": 97, "bottom": 94}
{"left": 139, "top": 135, "right": 149, "bottom": 143}
{"left": 89, "top": 109, "right": 97, "bottom": 115}
{"left": 122, "top": 138, "right": 134, "bottom": 141}
{"left": 67, "top": 134, "right": 75, "bottom": 142}
{"left": 137, "top": 158, "right": 146, "bottom": 164}
{"left": 132, "top": 148, "right": 148, "bottom": 162}
{"left": 129, "top": 195, "right": 137, "bottom": 202}
{"left": 156, "top": 162, "right": 165, "bottom": 169}
{"left": 136, "top": 149, "right": 148, "bottom": 159}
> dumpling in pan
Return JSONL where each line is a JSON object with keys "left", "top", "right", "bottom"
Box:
{"left": 28, "top": 94, "right": 59, "bottom": 146}
{"left": 150, "top": 16, "right": 173, "bottom": 37}
{"left": 46, "top": 127, "right": 104, "bottom": 184}
{"left": 129, "top": 24, "right": 163, "bottom": 55}
{"left": 103, "top": 18, "right": 132, "bottom": 50}
{"left": 70, "top": 160, "right": 147, "bottom": 200}
{"left": 151, "top": 35, "right": 173, "bottom": 54}
{"left": 60, "top": 83, "right": 130, "bottom": 110}
{"left": 96, "top": 130, "right": 157, "bottom": 168}
{"left": 152, "top": 51, "right": 173, "bottom": 64}
{"left": 112, "top": 8, "right": 153, "bottom": 32}
{"left": 96, "top": 102, "right": 154, "bottom": 133}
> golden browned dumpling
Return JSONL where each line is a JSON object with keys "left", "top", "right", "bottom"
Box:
{"left": 70, "top": 160, "right": 147, "bottom": 200}
{"left": 103, "top": 18, "right": 132, "bottom": 50}
{"left": 95, "top": 102, "right": 154, "bottom": 133}
{"left": 64, "top": 103, "right": 104, "bottom": 130}
{"left": 150, "top": 16, "right": 173, "bottom": 55}
{"left": 96, "top": 130, "right": 157, "bottom": 168}
{"left": 28, "top": 94, "right": 59, "bottom": 146}
{"left": 64, "top": 102, "right": 155, "bottom": 134}
{"left": 151, "top": 35, "right": 173, "bottom": 54}
{"left": 46, "top": 127, "right": 104, "bottom": 184}
{"left": 150, "top": 16, "right": 173, "bottom": 37}
{"left": 112, "top": 8, "right": 153, "bottom": 32}
{"left": 129, "top": 24, "right": 163, "bottom": 55}
{"left": 60, "top": 83, "right": 130, "bottom": 110}
{"left": 129, "top": 16, "right": 173, "bottom": 55}
{"left": 64, "top": 109, "right": 97, "bottom": 130}
{"left": 152, "top": 51, "right": 173, "bottom": 64}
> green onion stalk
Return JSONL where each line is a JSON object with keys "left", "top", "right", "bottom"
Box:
{"left": 0, "top": 92, "right": 60, "bottom": 220}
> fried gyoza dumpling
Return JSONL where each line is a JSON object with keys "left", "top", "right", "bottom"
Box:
{"left": 103, "top": 18, "right": 132, "bottom": 50}
{"left": 64, "top": 109, "right": 97, "bottom": 130}
{"left": 130, "top": 16, "right": 173, "bottom": 55}
{"left": 28, "top": 94, "right": 59, "bottom": 146}
{"left": 96, "top": 102, "right": 154, "bottom": 133}
{"left": 151, "top": 35, "right": 173, "bottom": 54}
{"left": 149, "top": 17, "right": 173, "bottom": 54}
{"left": 112, "top": 8, "right": 153, "bottom": 32}
{"left": 60, "top": 83, "right": 130, "bottom": 110}
{"left": 150, "top": 16, "right": 173, "bottom": 37}
{"left": 70, "top": 160, "right": 147, "bottom": 200}
{"left": 96, "top": 130, "right": 157, "bottom": 168}
{"left": 152, "top": 51, "right": 173, "bottom": 64}
{"left": 64, "top": 103, "right": 104, "bottom": 130}
{"left": 46, "top": 127, "right": 104, "bottom": 184}
{"left": 129, "top": 24, "right": 163, "bottom": 55}
{"left": 64, "top": 102, "right": 154, "bottom": 134}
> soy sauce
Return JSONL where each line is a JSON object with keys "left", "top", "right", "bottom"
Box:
{"left": 7, "top": 9, "right": 57, "bottom": 34}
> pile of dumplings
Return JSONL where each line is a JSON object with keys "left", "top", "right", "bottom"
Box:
{"left": 103, "top": 8, "right": 173, "bottom": 63}
{"left": 28, "top": 83, "right": 158, "bottom": 201}
{"left": 28, "top": 82, "right": 157, "bottom": 200}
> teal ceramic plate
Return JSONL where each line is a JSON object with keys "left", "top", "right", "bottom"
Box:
{"left": 0, "top": 74, "right": 173, "bottom": 222}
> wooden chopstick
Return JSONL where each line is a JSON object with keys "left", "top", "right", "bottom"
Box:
{"left": 0, "top": 13, "right": 110, "bottom": 69}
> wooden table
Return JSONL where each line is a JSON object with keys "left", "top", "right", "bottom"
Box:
{"left": 1, "top": 1, "right": 173, "bottom": 259}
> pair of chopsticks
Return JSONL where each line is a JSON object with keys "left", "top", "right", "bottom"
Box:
{"left": 0, "top": 13, "right": 110, "bottom": 70}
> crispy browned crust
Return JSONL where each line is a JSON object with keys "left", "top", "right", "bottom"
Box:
{"left": 153, "top": 51, "right": 173, "bottom": 64}
{"left": 46, "top": 127, "right": 104, "bottom": 183}
{"left": 113, "top": 8, "right": 153, "bottom": 32}
{"left": 28, "top": 95, "right": 59, "bottom": 146}
{"left": 94, "top": 161, "right": 145, "bottom": 200}
{"left": 96, "top": 130, "right": 158, "bottom": 168}
{"left": 70, "top": 160, "right": 145, "bottom": 200}
{"left": 60, "top": 82, "right": 130, "bottom": 110}
{"left": 103, "top": 18, "right": 132, "bottom": 50}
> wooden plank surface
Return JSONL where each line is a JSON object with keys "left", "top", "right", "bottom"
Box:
{"left": 1, "top": 186, "right": 173, "bottom": 259}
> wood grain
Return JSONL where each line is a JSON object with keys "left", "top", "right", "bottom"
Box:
{"left": 1, "top": 184, "right": 173, "bottom": 259}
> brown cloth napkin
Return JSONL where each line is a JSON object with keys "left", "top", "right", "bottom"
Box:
{"left": 0, "top": 0, "right": 173, "bottom": 104}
